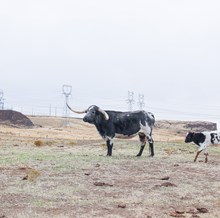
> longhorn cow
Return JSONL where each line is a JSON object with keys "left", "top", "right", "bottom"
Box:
{"left": 67, "top": 104, "right": 155, "bottom": 157}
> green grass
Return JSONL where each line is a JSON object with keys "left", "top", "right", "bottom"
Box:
{"left": 0, "top": 141, "right": 220, "bottom": 218}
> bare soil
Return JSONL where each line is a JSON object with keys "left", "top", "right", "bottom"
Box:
{"left": 0, "top": 116, "right": 220, "bottom": 218}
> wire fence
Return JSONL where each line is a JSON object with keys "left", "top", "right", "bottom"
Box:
{"left": 2, "top": 102, "right": 220, "bottom": 125}
{"left": 1, "top": 94, "right": 220, "bottom": 125}
{"left": 5, "top": 104, "right": 63, "bottom": 117}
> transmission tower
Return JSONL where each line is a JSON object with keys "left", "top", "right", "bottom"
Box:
{"left": 137, "top": 94, "right": 145, "bottom": 110}
{"left": 126, "top": 91, "right": 135, "bottom": 111}
{"left": 62, "top": 84, "right": 72, "bottom": 126}
{"left": 0, "top": 90, "right": 5, "bottom": 110}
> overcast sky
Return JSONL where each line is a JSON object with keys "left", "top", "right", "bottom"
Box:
{"left": 0, "top": 0, "right": 220, "bottom": 123}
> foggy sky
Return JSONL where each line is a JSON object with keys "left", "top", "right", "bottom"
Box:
{"left": 0, "top": 0, "right": 220, "bottom": 123}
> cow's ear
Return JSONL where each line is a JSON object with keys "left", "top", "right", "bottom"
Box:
{"left": 190, "top": 132, "right": 195, "bottom": 137}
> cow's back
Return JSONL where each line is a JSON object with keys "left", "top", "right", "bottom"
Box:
{"left": 107, "top": 110, "right": 154, "bottom": 136}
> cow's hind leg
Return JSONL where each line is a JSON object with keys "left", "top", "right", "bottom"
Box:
{"left": 136, "top": 132, "right": 146, "bottom": 156}
{"left": 140, "top": 124, "right": 154, "bottom": 157}
{"left": 147, "top": 136, "right": 154, "bottom": 157}
{"left": 106, "top": 139, "right": 113, "bottom": 156}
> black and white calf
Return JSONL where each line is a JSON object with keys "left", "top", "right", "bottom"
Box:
{"left": 185, "top": 131, "right": 220, "bottom": 163}
{"left": 67, "top": 104, "right": 155, "bottom": 157}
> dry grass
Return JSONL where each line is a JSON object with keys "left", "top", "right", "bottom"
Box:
{"left": 34, "top": 140, "right": 44, "bottom": 147}
{"left": 0, "top": 117, "right": 220, "bottom": 218}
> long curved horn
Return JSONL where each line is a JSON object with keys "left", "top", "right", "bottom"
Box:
{"left": 66, "top": 103, "right": 87, "bottom": 114}
{"left": 98, "top": 108, "right": 109, "bottom": 120}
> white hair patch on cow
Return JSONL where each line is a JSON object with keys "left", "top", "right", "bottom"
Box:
{"left": 140, "top": 121, "right": 151, "bottom": 136}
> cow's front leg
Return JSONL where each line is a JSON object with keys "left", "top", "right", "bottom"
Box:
{"left": 106, "top": 139, "right": 113, "bottom": 156}
{"left": 136, "top": 133, "right": 146, "bottom": 156}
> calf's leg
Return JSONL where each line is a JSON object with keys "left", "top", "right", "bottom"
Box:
{"left": 204, "top": 147, "right": 208, "bottom": 163}
{"left": 194, "top": 144, "right": 207, "bottom": 162}
{"left": 204, "top": 153, "right": 208, "bottom": 163}
{"left": 194, "top": 150, "right": 202, "bottom": 162}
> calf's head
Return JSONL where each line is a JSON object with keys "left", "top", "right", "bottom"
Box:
{"left": 185, "top": 132, "right": 194, "bottom": 143}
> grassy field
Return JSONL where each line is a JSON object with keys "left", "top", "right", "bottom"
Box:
{"left": 1, "top": 140, "right": 220, "bottom": 217}
{"left": 0, "top": 118, "right": 220, "bottom": 218}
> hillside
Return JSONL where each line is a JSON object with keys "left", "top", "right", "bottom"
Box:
{"left": 0, "top": 111, "right": 217, "bottom": 142}
{"left": 0, "top": 110, "right": 34, "bottom": 127}
{"left": 29, "top": 115, "right": 217, "bottom": 142}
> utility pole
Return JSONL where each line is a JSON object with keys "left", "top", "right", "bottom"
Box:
{"left": 49, "top": 104, "right": 52, "bottom": 116}
{"left": 137, "top": 94, "right": 145, "bottom": 110}
{"left": 126, "top": 91, "right": 135, "bottom": 111}
{"left": 0, "top": 90, "right": 5, "bottom": 110}
{"left": 62, "top": 84, "right": 72, "bottom": 126}
{"left": 55, "top": 107, "right": 57, "bottom": 117}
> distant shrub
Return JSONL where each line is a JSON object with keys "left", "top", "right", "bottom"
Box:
{"left": 34, "top": 140, "right": 44, "bottom": 147}
{"left": 69, "top": 141, "right": 76, "bottom": 146}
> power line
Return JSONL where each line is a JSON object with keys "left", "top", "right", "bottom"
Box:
{"left": 4, "top": 90, "right": 220, "bottom": 122}
{"left": 147, "top": 106, "right": 220, "bottom": 119}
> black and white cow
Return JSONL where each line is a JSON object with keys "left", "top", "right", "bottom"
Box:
{"left": 67, "top": 104, "right": 155, "bottom": 157}
{"left": 185, "top": 131, "right": 220, "bottom": 163}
